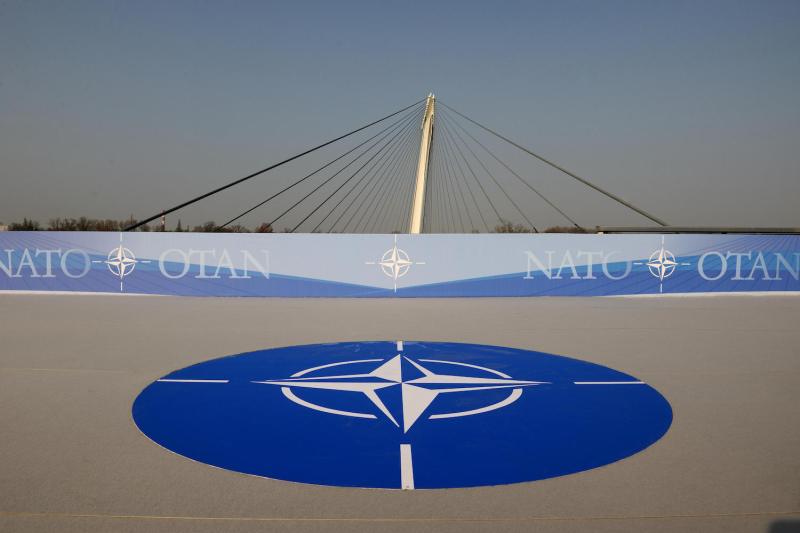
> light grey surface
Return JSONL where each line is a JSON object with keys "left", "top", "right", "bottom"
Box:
{"left": 0, "top": 294, "right": 798, "bottom": 532}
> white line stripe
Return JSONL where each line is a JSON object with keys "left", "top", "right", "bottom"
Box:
{"left": 396, "top": 340, "right": 403, "bottom": 351}
{"left": 604, "top": 291, "right": 800, "bottom": 298}
{"left": 0, "top": 291, "right": 163, "bottom": 297}
{"left": 1, "top": 290, "right": 797, "bottom": 298}
{"left": 157, "top": 379, "right": 229, "bottom": 384}
{"left": 400, "top": 444, "right": 414, "bottom": 490}
{"left": 574, "top": 381, "right": 645, "bottom": 385}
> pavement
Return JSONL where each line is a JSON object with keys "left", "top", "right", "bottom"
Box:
{"left": 0, "top": 294, "right": 798, "bottom": 532}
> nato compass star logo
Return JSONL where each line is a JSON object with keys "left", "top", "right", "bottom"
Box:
{"left": 253, "top": 344, "right": 545, "bottom": 434}
{"left": 365, "top": 235, "right": 424, "bottom": 292}
{"left": 91, "top": 235, "right": 151, "bottom": 291}
{"left": 104, "top": 246, "right": 138, "bottom": 279}
{"left": 133, "top": 341, "right": 673, "bottom": 489}
{"left": 634, "top": 236, "right": 691, "bottom": 293}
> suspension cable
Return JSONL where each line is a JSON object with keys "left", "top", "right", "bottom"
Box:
{"left": 373, "top": 130, "right": 418, "bottom": 233}
{"left": 314, "top": 107, "right": 422, "bottom": 232}
{"left": 442, "top": 113, "right": 538, "bottom": 232}
{"left": 438, "top": 123, "right": 478, "bottom": 231}
{"left": 270, "top": 108, "right": 417, "bottom": 231}
{"left": 441, "top": 118, "right": 502, "bottom": 230}
{"left": 216, "top": 103, "right": 422, "bottom": 231}
{"left": 358, "top": 125, "right": 419, "bottom": 233}
{"left": 348, "top": 118, "right": 420, "bottom": 233}
{"left": 123, "top": 99, "right": 424, "bottom": 231}
{"left": 442, "top": 107, "right": 582, "bottom": 229}
{"left": 438, "top": 120, "right": 490, "bottom": 232}
{"left": 439, "top": 101, "right": 667, "bottom": 226}
{"left": 290, "top": 111, "right": 419, "bottom": 232}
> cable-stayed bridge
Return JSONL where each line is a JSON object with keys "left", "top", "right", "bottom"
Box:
{"left": 124, "top": 95, "right": 795, "bottom": 235}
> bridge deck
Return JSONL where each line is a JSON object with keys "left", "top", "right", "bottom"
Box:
{"left": 0, "top": 294, "right": 798, "bottom": 532}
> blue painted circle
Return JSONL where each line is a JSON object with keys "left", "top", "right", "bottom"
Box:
{"left": 133, "top": 342, "right": 672, "bottom": 489}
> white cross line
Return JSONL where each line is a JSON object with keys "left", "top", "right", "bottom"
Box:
{"left": 400, "top": 444, "right": 414, "bottom": 490}
{"left": 157, "top": 379, "right": 229, "bottom": 383}
{"left": 573, "top": 381, "right": 644, "bottom": 385}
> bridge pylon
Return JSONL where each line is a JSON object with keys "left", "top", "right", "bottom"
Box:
{"left": 409, "top": 93, "right": 435, "bottom": 234}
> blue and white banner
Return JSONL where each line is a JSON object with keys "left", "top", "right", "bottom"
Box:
{"left": 0, "top": 232, "right": 798, "bottom": 297}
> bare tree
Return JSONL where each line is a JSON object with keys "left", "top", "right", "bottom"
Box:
{"left": 493, "top": 221, "right": 534, "bottom": 233}
{"left": 254, "top": 223, "right": 274, "bottom": 233}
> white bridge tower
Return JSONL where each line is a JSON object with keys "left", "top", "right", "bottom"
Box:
{"left": 409, "top": 93, "right": 435, "bottom": 234}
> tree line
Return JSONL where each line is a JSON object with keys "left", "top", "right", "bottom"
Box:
{"left": 2, "top": 217, "right": 589, "bottom": 233}
{"left": 2, "top": 217, "right": 274, "bottom": 233}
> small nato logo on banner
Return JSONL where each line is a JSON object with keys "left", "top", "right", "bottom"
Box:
{"left": 132, "top": 342, "right": 672, "bottom": 489}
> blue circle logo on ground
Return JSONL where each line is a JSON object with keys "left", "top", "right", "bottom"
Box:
{"left": 132, "top": 341, "right": 672, "bottom": 489}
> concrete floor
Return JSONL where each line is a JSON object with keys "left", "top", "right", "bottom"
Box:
{"left": 0, "top": 294, "right": 798, "bottom": 532}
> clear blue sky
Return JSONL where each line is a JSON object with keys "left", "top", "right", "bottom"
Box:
{"left": 1, "top": 0, "right": 798, "bottom": 229}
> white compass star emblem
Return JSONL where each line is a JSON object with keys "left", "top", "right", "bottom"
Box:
{"left": 635, "top": 236, "right": 691, "bottom": 293}
{"left": 380, "top": 245, "right": 412, "bottom": 280}
{"left": 254, "top": 353, "right": 546, "bottom": 433}
{"left": 366, "top": 235, "right": 425, "bottom": 292}
{"left": 646, "top": 246, "right": 677, "bottom": 282}
{"left": 104, "top": 246, "right": 138, "bottom": 279}
{"left": 92, "top": 235, "right": 152, "bottom": 291}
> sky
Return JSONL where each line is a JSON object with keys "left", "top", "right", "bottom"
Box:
{"left": 1, "top": 0, "right": 799, "bottom": 230}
